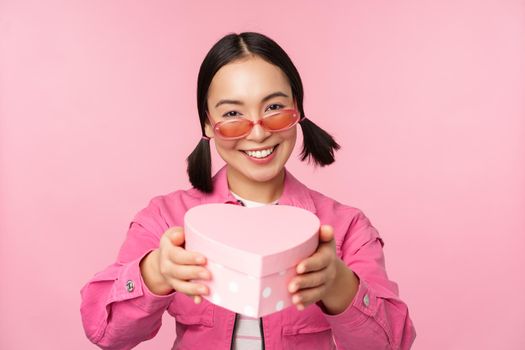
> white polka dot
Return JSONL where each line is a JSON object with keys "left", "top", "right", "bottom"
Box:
{"left": 262, "top": 287, "right": 272, "bottom": 298}
{"left": 228, "top": 281, "right": 239, "bottom": 293}
{"left": 275, "top": 300, "right": 284, "bottom": 311}
{"left": 244, "top": 305, "right": 256, "bottom": 317}
{"left": 212, "top": 293, "right": 222, "bottom": 305}
{"left": 279, "top": 270, "right": 286, "bottom": 276}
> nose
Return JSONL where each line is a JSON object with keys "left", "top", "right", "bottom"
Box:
{"left": 245, "top": 120, "right": 271, "bottom": 143}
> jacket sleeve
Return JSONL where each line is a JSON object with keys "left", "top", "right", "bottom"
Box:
{"left": 80, "top": 197, "right": 176, "bottom": 350}
{"left": 321, "top": 210, "right": 416, "bottom": 350}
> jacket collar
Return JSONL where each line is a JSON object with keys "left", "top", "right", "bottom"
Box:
{"left": 200, "top": 165, "right": 317, "bottom": 214}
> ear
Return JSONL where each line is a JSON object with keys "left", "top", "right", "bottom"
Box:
{"left": 204, "top": 120, "right": 214, "bottom": 139}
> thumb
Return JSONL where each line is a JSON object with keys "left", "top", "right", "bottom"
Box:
{"left": 319, "top": 224, "right": 334, "bottom": 243}
{"left": 167, "top": 227, "right": 185, "bottom": 247}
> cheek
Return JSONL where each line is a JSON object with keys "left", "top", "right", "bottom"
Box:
{"left": 280, "top": 128, "right": 298, "bottom": 147}
{"left": 214, "top": 139, "right": 239, "bottom": 155}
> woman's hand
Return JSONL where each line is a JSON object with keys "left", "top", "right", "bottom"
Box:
{"left": 287, "top": 224, "right": 360, "bottom": 314}
{"left": 140, "top": 227, "right": 211, "bottom": 304}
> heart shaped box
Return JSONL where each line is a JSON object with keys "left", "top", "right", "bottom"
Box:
{"left": 184, "top": 203, "right": 320, "bottom": 317}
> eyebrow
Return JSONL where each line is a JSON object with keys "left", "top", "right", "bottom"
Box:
{"left": 214, "top": 91, "right": 289, "bottom": 108}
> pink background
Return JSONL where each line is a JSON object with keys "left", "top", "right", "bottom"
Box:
{"left": 1, "top": 0, "right": 524, "bottom": 349}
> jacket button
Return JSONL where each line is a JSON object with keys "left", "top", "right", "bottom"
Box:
{"left": 126, "top": 280, "right": 135, "bottom": 293}
{"left": 363, "top": 294, "right": 370, "bottom": 307}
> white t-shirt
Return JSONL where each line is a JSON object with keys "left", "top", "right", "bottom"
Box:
{"left": 229, "top": 191, "right": 278, "bottom": 350}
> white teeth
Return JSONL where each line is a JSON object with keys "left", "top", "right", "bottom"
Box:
{"left": 244, "top": 146, "right": 275, "bottom": 159}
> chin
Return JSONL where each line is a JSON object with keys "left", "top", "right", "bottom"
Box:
{"left": 238, "top": 164, "right": 283, "bottom": 183}
{"left": 248, "top": 169, "right": 281, "bottom": 183}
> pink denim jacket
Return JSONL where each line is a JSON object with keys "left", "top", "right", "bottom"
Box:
{"left": 80, "top": 166, "right": 416, "bottom": 349}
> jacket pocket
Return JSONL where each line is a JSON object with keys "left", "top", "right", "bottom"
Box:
{"left": 167, "top": 293, "right": 214, "bottom": 327}
{"left": 281, "top": 306, "right": 335, "bottom": 350}
{"left": 282, "top": 305, "right": 332, "bottom": 335}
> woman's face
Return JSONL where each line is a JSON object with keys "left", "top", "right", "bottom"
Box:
{"left": 205, "top": 55, "right": 298, "bottom": 186}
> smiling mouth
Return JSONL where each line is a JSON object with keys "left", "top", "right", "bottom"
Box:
{"left": 241, "top": 145, "right": 278, "bottom": 159}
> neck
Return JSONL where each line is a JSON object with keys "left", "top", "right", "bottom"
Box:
{"left": 226, "top": 165, "right": 285, "bottom": 204}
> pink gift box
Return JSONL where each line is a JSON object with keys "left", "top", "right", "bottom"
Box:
{"left": 184, "top": 203, "right": 320, "bottom": 317}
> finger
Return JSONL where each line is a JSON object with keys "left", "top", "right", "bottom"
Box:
{"left": 169, "top": 279, "right": 209, "bottom": 297}
{"left": 168, "top": 245, "right": 207, "bottom": 266}
{"left": 292, "top": 285, "right": 326, "bottom": 309}
{"left": 297, "top": 248, "right": 331, "bottom": 274}
{"left": 170, "top": 263, "right": 211, "bottom": 281}
{"left": 165, "top": 227, "right": 185, "bottom": 246}
{"left": 319, "top": 224, "right": 334, "bottom": 243}
{"left": 194, "top": 295, "right": 202, "bottom": 304}
{"left": 288, "top": 269, "right": 328, "bottom": 293}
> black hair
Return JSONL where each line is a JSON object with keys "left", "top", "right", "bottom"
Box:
{"left": 187, "top": 32, "right": 340, "bottom": 193}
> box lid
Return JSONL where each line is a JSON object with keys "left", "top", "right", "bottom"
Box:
{"left": 184, "top": 203, "right": 320, "bottom": 277}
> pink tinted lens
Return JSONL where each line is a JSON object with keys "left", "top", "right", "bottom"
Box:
{"left": 261, "top": 110, "right": 299, "bottom": 131}
{"left": 217, "top": 119, "right": 253, "bottom": 138}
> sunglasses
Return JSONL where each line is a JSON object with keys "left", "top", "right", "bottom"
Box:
{"left": 207, "top": 108, "right": 303, "bottom": 140}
